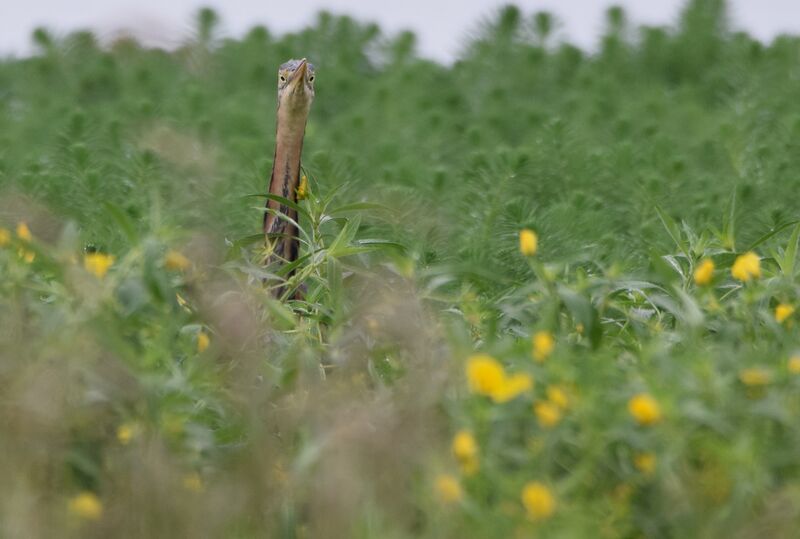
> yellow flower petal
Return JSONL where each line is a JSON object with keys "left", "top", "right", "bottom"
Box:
{"left": 84, "top": 252, "right": 115, "bottom": 278}
{"left": 788, "top": 355, "right": 800, "bottom": 374}
{"left": 628, "top": 393, "right": 662, "bottom": 426}
{"left": 466, "top": 354, "right": 506, "bottom": 397}
{"left": 164, "top": 250, "right": 191, "bottom": 271}
{"left": 739, "top": 368, "right": 770, "bottom": 387}
{"left": 546, "top": 385, "right": 569, "bottom": 410}
{"left": 534, "top": 401, "right": 562, "bottom": 428}
{"left": 521, "top": 482, "right": 556, "bottom": 520}
{"left": 197, "top": 331, "right": 210, "bottom": 353}
{"left": 492, "top": 373, "right": 533, "bottom": 403}
{"left": 775, "top": 303, "right": 794, "bottom": 324}
{"left": 452, "top": 430, "right": 479, "bottom": 475}
{"left": 19, "top": 249, "right": 35, "bottom": 263}
{"left": 296, "top": 174, "right": 309, "bottom": 201}
{"left": 116, "top": 423, "right": 137, "bottom": 445}
{"left": 16, "top": 222, "right": 32, "bottom": 241}
{"left": 68, "top": 492, "right": 103, "bottom": 520}
{"left": 519, "top": 229, "right": 538, "bottom": 256}
{"left": 633, "top": 452, "right": 657, "bottom": 476}
{"left": 731, "top": 252, "right": 761, "bottom": 282}
{"left": 532, "top": 331, "right": 555, "bottom": 362}
{"left": 434, "top": 474, "right": 463, "bottom": 504}
{"left": 693, "top": 258, "right": 714, "bottom": 286}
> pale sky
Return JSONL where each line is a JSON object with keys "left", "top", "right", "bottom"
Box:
{"left": 2, "top": 0, "right": 800, "bottom": 61}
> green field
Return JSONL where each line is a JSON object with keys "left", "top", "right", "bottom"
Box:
{"left": 3, "top": 1, "right": 800, "bottom": 537}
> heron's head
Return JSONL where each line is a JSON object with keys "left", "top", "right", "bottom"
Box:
{"left": 277, "top": 58, "right": 315, "bottom": 114}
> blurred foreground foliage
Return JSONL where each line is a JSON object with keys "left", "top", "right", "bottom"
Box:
{"left": 3, "top": 0, "right": 800, "bottom": 537}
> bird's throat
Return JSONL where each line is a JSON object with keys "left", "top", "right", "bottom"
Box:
{"left": 270, "top": 110, "right": 307, "bottom": 201}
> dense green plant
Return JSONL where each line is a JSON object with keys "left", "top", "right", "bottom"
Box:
{"left": 2, "top": 1, "right": 800, "bottom": 537}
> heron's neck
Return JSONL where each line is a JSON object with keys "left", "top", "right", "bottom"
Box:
{"left": 270, "top": 106, "right": 309, "bottom": 199}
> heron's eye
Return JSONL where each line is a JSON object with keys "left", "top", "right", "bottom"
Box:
{"left": 279, "top": 75, "right": 286, "bottom": 82}
{"left": 308, "top": 75, "right": 314, "bottom": 82}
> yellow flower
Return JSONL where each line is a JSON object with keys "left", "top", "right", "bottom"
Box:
{"left": 739, "top": 368, "right": 770, "bottom": 387}
{"left": 434, "top": 474, "right": 463, "bottom": 504}
{"left": 296, "top": 174, "right": 309, "bottom": 200}
{"left": 628, "top": 393, "right": 662, "bottom": 426}
{"left": 775, "top": 303, "right": 794, "bottom": 324}
{"left": 519, "top": 229, "right": 538, "bottom": 256}
{"left": 633, "top": 452, "right": 657, "bottom": 476}
{"left": 466, "top": 355, "right": 532, "bottom": 403}
{"left": 84, "top": 252, "right": 115, "bottom": 278}
{"left": 492, "top": 373, "right": 534, "bottom": 403}
{"left": 19, "top": 249, "right": 35, "bottom": 263}
{"left": 16, "top": 222, "right": 32, "bottom": 241}
{"left": 0, "top": 227, "right": 10, "bottom": 246}
{"left": 534, "top": 401, "right": 562, "bottom": 428}
{"left": 197, "top": 331, "right": 210, "bottom": 353}
{"left": 788, "top": 355, "right": 800, "bottom": 374}
{"left": 68, "top": 492, "right": 103, "bottom": 520}
{"left": 731, "top": 252, "right": 761, "bottom": 282}
{"left": 183, "top": 472, "right": 204, "bottom": 493}
{"left": 116, "top": 423, "right": 137, "bottom": 445}
{"left": 693, "top": 258, "right": 714, "bottom": 286}
{"left": 466, "top": 354, "right": 506, "bottom": 397}
{"left": 521, "top": 482, "right": 556, "bottom": 520}
{"left": 452, "top": 430, "right": 479, "bottom": 475}
{"left": 164, "top": 250, "right": 191, "bottom": 271}
{"left": 546, "top": 385, "right": 569, "bottom": 410}
{"left": 532, "top": 331, "right": 555, "bottom": 362}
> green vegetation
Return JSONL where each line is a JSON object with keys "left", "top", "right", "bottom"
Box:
{"left": 3, "top": 1, "right": 800, "bottom": 536}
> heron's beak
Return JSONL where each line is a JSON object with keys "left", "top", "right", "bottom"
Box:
{"left": 288, "top": 59, "right": 308, "bottom": 93}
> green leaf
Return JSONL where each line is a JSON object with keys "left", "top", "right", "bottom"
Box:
{"left": 103, "top": 202, "right": 139, "bottom": 244}
{"left": 264, "top": 298, "right": 297, "bottom": 330}
{"left": 328, "top": 202, "right": 392, "bottom": 215}
{"left": 558, "top": 287, "right": 602, "bottom": 348}
{"left": 781, "top": 222, "right": 800, "bottom": 277}
{"left": 327, "top": 215, "right": 361, "bottom": 258}
{"left": 746, "top": 220, "right": 799, "bottom": 252}
{"left": 654, "top": 205, "right": 688, "bottom": 258}
{"left": 243, "top": 193, "right": 310, "bottom": 219}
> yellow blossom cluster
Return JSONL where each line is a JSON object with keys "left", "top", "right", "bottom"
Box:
{"left": 434, "top": 474, "right": 463, "bottom": 504}
{"left": 731, "top": 252, "right": 760, "bottom": 282}
{"left": 466, "top": 354, "right": 533, "bottom": 403}
{"left": 534, "top": 385, "right": 570, "bottom": 428}
{"left": 296, "top": 174, "right": 310, "bottom": 200}
{"left": 532, "top": 331, "right": 555, "bottom": 362}
{"left": 775, "top": 303, "right": 794, "bottom": 324}
{"left": 68, "top": 492, "right": 103, "bottom": 520}
{"left": 634, "top": 452, "right": 657, "bottom": 476}
{"left": 197, "top": 330, "right": 211, "bottom": 353}
{"left": 15, "top": 222, "right": 35, "bottom": 263}
{"left": 164, "top": 250, "right": 191, "bottom": 271}
{"left": 519, "top": 229, "right": 538, "bottom": 256}
{"left": 789, "top": 355, "right": 800, "bottom": 374}
{"left": 738, "top": 368, "right": 770, "bottom": 387}
{"left": 693, "top": 258, "right": 714, "bottom": 286}
{"left": 628, "top": 393, "right": 662, "bottom": 426}
{"left": 84, "top": 252, "right": 115, "bottom": 278}
{"left": 452, "top": 430, "right": 479, "bottom": 475}
{"left": 534, "top": 401, "right": 561, "bottom": 428}
{"left": 521, "top": 481, "right": 556, "bottom": 520}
